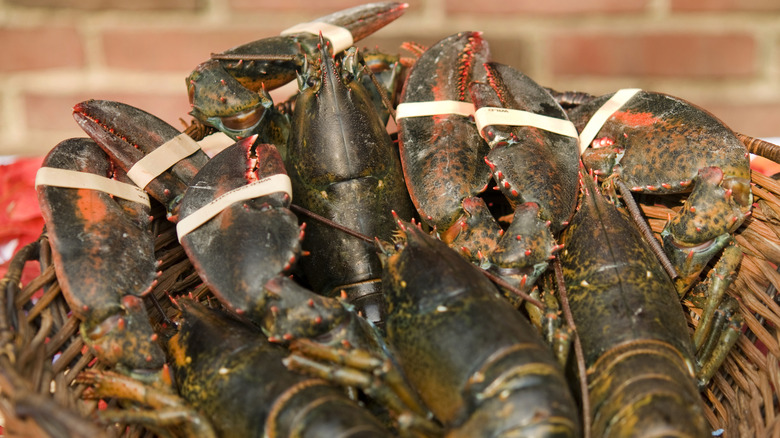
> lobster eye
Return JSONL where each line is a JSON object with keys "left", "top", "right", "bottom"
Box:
{"left": 220, "top": 107, "right": 263, "bottom": 131}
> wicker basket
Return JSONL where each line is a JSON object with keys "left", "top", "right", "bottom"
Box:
{"left": 2, "top": 168, "right": 780, "bottom": 437}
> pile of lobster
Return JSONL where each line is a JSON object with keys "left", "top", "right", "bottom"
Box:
{"left": 24, "top": 2, "right": 777, "bottom": 437}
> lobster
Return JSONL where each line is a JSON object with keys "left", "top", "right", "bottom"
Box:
{"left": 566, "top": 90, "right": 750, "bottom": 384}
{"left": 373, "top": 221, "right": 580, "bottom": 436}
{"left": 70, "top": 97, "right": 425, "bottom": 415}
{"left": 63, "top": 104, "right": 429, "bottom": 434}
{"left": 167, "top": 298, "right": 394, "bottom": 437}
{"left": 186, "top": 1, "right": 408, "bottom": 147}
{"left": 397, "top": 33, "right": 579, "bottom": 310}
{"left": 559, "top": 170, "right": 710, "bottom": 437}
{"left": 35, "top": 138, "right": 169, "bottom": 388}
{"left": 284, "top": 36, "right": 415, "bottom": 329}
{"left": 75, "top": 297, "right": 397, "bottom": 437}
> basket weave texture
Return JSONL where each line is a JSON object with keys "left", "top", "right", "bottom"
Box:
{"left": 1, "top": 167, "right": 780, "bottom": 437}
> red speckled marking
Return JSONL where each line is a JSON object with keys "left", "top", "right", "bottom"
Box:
{"left": 76, "top": 191, "right": 109, "bottom": 224}
{"left": 611, "top": 110, "right": 659, "bottom": 127}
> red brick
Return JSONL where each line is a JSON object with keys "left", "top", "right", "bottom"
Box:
{"left": 446, "top": 0, "right": 649, "bottom": 15}
{"left": 671, "top": 0, "right": 780, "bottom": 12}
{"left": 0, "top": 28, "right": 84, "bottom": 73}
{"left": 101, "top": 29, "right": 267, "bottom": 73}
{"left": 227, "top": 0, "right": 369, "bottom": 12}
{"left": 697, "top": 102, "right": 780, "bottom": 139}
{"left": 24, "top": 93, "right": 192, "bottom": 133}
{"left": 550, "top": 33, "right": 756, "bottom": 78}
{"left": 6, "top": 0, "right": 200, "bottom": 10}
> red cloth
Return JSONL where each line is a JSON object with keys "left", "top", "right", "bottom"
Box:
{"left": 0, "top": 157, "right": 45, "bottom": 284}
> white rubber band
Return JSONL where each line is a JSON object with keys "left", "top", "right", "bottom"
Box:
{"left": 578, "top": 88, "right": 642, "bottom": 155}
{"left": 35, "top": 167, "right": 150, "bottom": 208}
{"left": 395, "top": 100, "right": 475, "bottom": 120}
{"left": 126, "top": 133, "right": 202, "bottom": 189}
{"left": 280, "top": 22, "right": 354, "bottom": 53}
{"left": 474, "top": 107, "right": 579, "bottom": 139}
{"left": 176, "top": 173, "right": 293, "bottom": 242}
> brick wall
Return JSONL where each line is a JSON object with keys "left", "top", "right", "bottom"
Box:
{"left": 1, "top": 0, "right": 778, "bottom": 156}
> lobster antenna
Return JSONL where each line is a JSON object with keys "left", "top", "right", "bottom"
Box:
{"left": 289, "top": 204, "right": 374, "bottom": 244}
{"left": 479, "top": 270, "right": 544, "bottom": 310}
{"left": 614, "top": 179, "right": 678, "bottom": 280}
{"left": 362, "top": 63, "right": 396, "bottom": 121}
{"left": 291, "top": 203, "right": 547, "bottom": 310}
{"left": 553, "top": 258, "right": 591, "bottom": 438}
{"left": 210, "top": 53, "right": 298, "bottom": 62}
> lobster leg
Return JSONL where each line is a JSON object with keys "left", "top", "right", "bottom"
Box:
{"left": 686, "top": 241, "right": 745, "bottom": 386}
{"left": 77, "top": 369, "right": 215, "bottom": 437}
{"left": 284, "top": 339, "right": 442, "bottom": 437}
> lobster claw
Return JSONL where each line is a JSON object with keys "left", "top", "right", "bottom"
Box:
{"left": 186, "top": 2, "right": 408, "bottom": 144}
{"left": 487, "top": 202, "right": 558, "bottom": 304}
{"left": 73, "top": 99, "right": 210, "bottom": 219}
{"left": 397, "top": 31, "right": 493, "bottom": 234}
{"left": 662, "top": 166, "right": 749, "bottom": 294}
{"left": 36, "top": 138, "right": 167, "bottom": 386}
{"left": 177, "top": 138, "right": 303, "bottom": 317}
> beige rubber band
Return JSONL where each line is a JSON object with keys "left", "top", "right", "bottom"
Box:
{"left": 474, "top": 107, "right": 578, "bottom": 139}
{"left": 395, "top": 100, "right": 475, "bottom": 120}
{"left": 126, "top": 133, "right": 202, "bottom": 189}
{"left": 280, "top": 21, "right": 354, "bottom": 53}
{"left": 35, "top": 167, "right": 150, "bottom": 208}
{"left": 176, "top": 173, "right": 293, "bottom": 241}
{"left": 578, "top": 88, "right": 642, "bottom": 154}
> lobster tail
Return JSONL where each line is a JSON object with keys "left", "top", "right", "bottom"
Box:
{"left": 589, "top": 340, "right": 708, "bottom": 437}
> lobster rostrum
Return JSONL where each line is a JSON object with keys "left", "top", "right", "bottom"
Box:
{"left": 285, "top": 36, "right": 415, "bottom": 328}
{"left": 559, "top": 170, "right": 710, "bottom": 437}
{"left": 567, "top": 90, "right": 749, "bottom": 379}
{"left": 35, "top": 138, "right": 168, "bottom": 388}
{"left": 186, "top": 1, "right": 408, "bottom": 145}
{"left": 376, "top": 221, "right": 581, "bottom": 437}
{"left": 73, "top": 99, "right": 210, "bottom": 220}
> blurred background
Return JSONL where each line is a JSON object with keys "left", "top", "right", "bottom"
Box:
{"left": 0, "top": 0, "right": 778, "bottom": 157}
